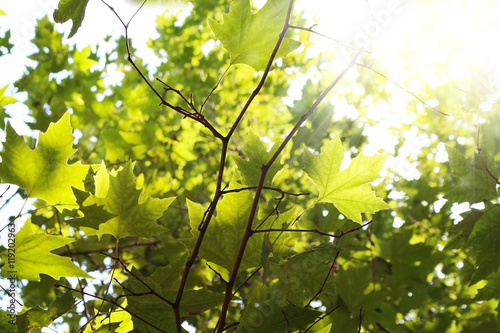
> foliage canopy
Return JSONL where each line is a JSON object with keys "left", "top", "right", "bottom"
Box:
{"left": 0, "top": 0, "right": 499, "bottom": 332}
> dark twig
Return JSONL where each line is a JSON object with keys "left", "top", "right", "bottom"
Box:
{"left": 200, "top": 64, "right": 231, "bottom": 113}
{"left": 306, "top": 250, "right": 340, "bottom": 307}
{"left": 222, "top": 186, "right": 309, "bottom": 197}
{"left": 54, "top": 283, "right": 168, "bottom": 333}
{"left": 486, "top": 166, "right": 500, "bottom": 185}
{"left": 62, "top": 239, "right": 160, "bottom": 256}
{"left": 254, "top": 220, "right": 374, "bottom": 238}
{"left": 105, "top": 254, "right": 175, "bottom": 306}
{"left": 206, "top": 263, "right": 228, "bottom": 284}
{"left": 100, "top": 0, "right": 223, "bottom": 140}
{"left": 357, "top": 62, "right": 448, "bottom": 116}
{"left": 232, "top": 266, "right": 262, "bottom": 297}
{"left": 304, "top": 305, "right": 340, "bottom": 333}
{"left": 376, "top": 322, "right": 394, "bottom": 333}
{"left": 358, "top": 307, "right": 363, "bottom": 333}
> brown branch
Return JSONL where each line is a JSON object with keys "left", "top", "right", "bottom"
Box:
{"left": 216, "top": 16, "right": 365, "bottom": 333}
{"left": 357, "top": 63, "right": 448, "bottom": 116}
{"left": 54, "top": 283, "right": 168, "bottom": 333}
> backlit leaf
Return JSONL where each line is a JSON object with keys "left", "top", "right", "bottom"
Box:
{"left": 0, "top": 111, "right": 88, "bottom": 211}
{"left": 303, "top": 134, "right": 389, "bottom": 223}
{"left": 0, "top": 219, "right": 92, "bottom": 281}
{"left": 209, "top": 0, "right": 301, "bottom": 70}
{"left": 81, "top": 161, "right": 175, "bottom": 239}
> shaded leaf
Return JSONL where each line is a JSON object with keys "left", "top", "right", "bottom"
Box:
{"left": 237, "top": 302, "right": 321, "bottom": 333}
{"left": 445, "top": 145, "right": 498, "bottom": 203}
{"left": 16, "top": 292, "right": 75, "bottom": 332}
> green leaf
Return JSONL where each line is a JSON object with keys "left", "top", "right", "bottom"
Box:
{"left": 275, "top": 243, "right": 339, "bottom": 306}
{"left": 0, "top": 111, "right": 88, "bottom": 211}
{"left": 53, "top": 0, "right": 90, "bottom": 38}
{"left": 16, "top": 292, "right": 75, "bottom": 332}
{"left": 0, "top": 219, "right": 92, "bottom": 281}
{"left": 303, "top": 134, "right": 389, "bottom": 223}
{"left": 209, "top": 0, "right": 301, "bottom": 71}
{"left": 125, "top": 266, "right": 222, "bottom": 333}
{"left": 0, "top": 85, "right": 16, "bottom": 108}
{"left": 475, "top": 271, "right": 500, "bottom": 301}
{"left": 0, "top": 29, "right": 13, "bottom": 56}
{"left": 237, "top": 302, "right": 321, "bottom": 333}
{"left": 81, "top": 161, "right": 175, "bottom": 239}
{"left": 182, "top": 180, "right": 263, "bottom": 271}
{"left": 445, "top": 145, "right": 498, "bottom": 203}
{"left": 234, "top": 130, "right": 283, "bottom": 186}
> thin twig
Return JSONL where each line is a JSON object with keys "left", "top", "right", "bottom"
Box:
{"left": 222, "top": 186, "right": 309, "bottom": 197}
{"left": 206, "top": 263, "right": 228, "bottom": 284}
{"left": 376, "top": 322, "right": 394, "bottom": 333}
{"left": 232, "top": 266, "right": 262, "bottom": 297}
{"left": 304, "top": 305, "right": 340, "bottom": 333}
{"left": 358, "top": 307, "right": 363, "bottom": 333}
{"left": 105, "top": 254, "right": 175, "bottom": 306}
{"left": 55, "top": 283, "right": 168, "bottom": 333}
{"left": 357, "top": 62, "right": 448, "bottom": 116}
{"left": 305, "top": 250, "right": 340, "bottom": 307}
{"left": 288, "top": 24, "right": 363, "bottom": 52}
{"left": 254, "top": 220, "right": 373, "bottom": 238}
{"left": 200, "top": 64, "right": 231, "bottom": 113}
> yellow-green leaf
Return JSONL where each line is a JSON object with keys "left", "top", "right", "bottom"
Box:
{"left": 303, "top": 134, "right": 389, "bottom": 223}
{"left": 0, "top": 111, "right": 88, "bottom": 211}
{"left": 209, "top": 0, "right": 301, "bottom": 71}
{"left": 81, "top": 161, "right": 175, "bottom": 239}
{"left": 0, "top": 219, "right": 92, "bottom": 281}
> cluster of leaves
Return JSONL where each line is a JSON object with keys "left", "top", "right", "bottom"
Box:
{"left": 0, "top": 0, "right": 499, "bottom": 332}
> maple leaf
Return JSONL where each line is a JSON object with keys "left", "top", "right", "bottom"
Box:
{"left": 233, "top": 130, "right": 283, "bottom": 186}
{"left": 0, "top": 111, "right": 88, "bottom": 211}
{"left": 182, "top": 179, "right": 263, "bottom": 271}
{"left": 53, "top": 0, "right": 90, "bottom": 38}
{"left": 80, "top": 161, "right": 175, "bottom": 239}
{"left": 445, "top": 145, "right": 498, "bottom": 203}
{"left": 209, "top": 0, "right": 301, "bottom": 71}
{"left": 302, "top": 134, "right": 389, "bottom": 223}
{"left": 0, "top": 219, "right": 92, "bottom": 281}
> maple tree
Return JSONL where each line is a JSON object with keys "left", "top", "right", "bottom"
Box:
{"left": 1, "top": 0, "right": 500, "bottom": 332}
